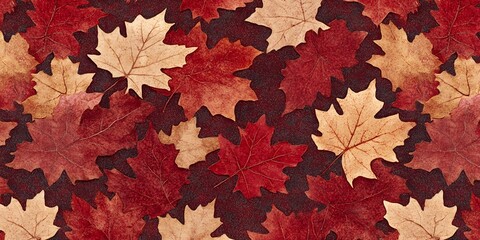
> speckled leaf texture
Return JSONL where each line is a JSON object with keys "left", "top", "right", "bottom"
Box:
{"left": 0, "top": 0, "right": 479, "bottom": 239}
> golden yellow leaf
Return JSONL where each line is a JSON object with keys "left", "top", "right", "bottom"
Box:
{"left": 158, "top": 200, "right": 231, "bottom": 240}
{"left": 312, "top": 80, "right": 415, "bottom": 185}
{"left": 423, "top": 58, "right": 480, "bottom": 119}
{"left": 384, "top": 191, "right": 458, "bottom": 240}
{"left": 246, "top": 0, "right": 329, "bottom": 51}
{"left": 22, "top": 58, "right": 94, "bottom": 119}
{"left": 158, "top": 117, "right": 219, "bottom": 169}
{"left": 0, "top": 191, "right": 59, "bottom": 240}
{"left": 89, "top": 10, "right": 196, "bottom": 97}
{"left": 367, "top": 23, "right": 441, "bottom": 91}
{"left": 0, "top": 121, "right": 15, "bottom": 145}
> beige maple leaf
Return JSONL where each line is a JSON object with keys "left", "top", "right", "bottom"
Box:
{"left": 0, "top": 121, "right": 15, "bottom": 145}
{"left": 158, "top": 200, "right": 231, "bottom": 240}
{"left": 0, "top": 33, "right": 37, "bottom": 81}
{"left": 89, "top": 10, "right": 196, "bottom": 97}
{"left": 22, "top": 58, "right": 94, "bottom": 119}
{"left": 423, "top": 58, "right": 480, "bottom": 119}
{"left": 0, "top": 191, "right": 59, "bottom": 240}
{"left": 312, "top": 80, "right": 415, "bottom": 185}
{"left": 158, "top": 117, "right": 219, "bottom": 169}
{"left": 384, "top": 191, "right": 458, "bottom": 240}
{"left": 367, "top": 23, "right": 441, "bottom": 91}
{"left": 246, "top": 0, "right": 329, "bottom": 51}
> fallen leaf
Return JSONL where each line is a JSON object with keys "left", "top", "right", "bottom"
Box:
{"left": 384, "top": 191, "right": 458, "bottom": 240}
{"left": 158, "top": 117, "right": 219, "bottom": 169}
{"left": 391, "top": 74, "right": 440, "bottom": 111}
{"left": 312, "top": 80, "right": 415, "bottom": 185}
{"left": 20, "top": 0, "right": 106, "bottom": 62}
{"left": 345, "top": 0, "right": 420, "bottom": 25}
{"left": 22, "top": 58, "right": 94, "bottom": 119}
{"left": 0, "top": 191, "right": 59, "bottom": 240}
{"left": 158, "top": 200, "right": 230, "bottom": 239}
{"left": 0, "top": 177, "right": 11, "bottom": 195}
{"left": 106, "top": 126, "right": 189, "bottom": 218}
{"left": 423, "top": 58, "right": 480, "bottom": 119}
{"left": 180, "top": 0, "right": 253, "bottom": 22}
{"left": 64, "top": 193, "right": 145, "bottom": 240}
{"left": 209, "top": 115, "right": 307, "bottom": 199}
{"left": 425, "top": 0, "right": 480, "bottom": 61}
{"left": 0, "top": 122, "right": 15, "bottom": 145}
{"left": 0, "top": 0, "right": 15, "bottom": 27}
{"left": 280, "top": 20, "right": 366, "bottom": 113}
{"left": 245, "top": 0, "right": 329, "bottom": 51}
{"left": 408, "top": 95, "right": 480, "bottom": 184}
{"left": 462, "top": 194, "right": 480, "bottom": 238}
{"left": 89, "top": 10, "right": 196, "bottom": 97}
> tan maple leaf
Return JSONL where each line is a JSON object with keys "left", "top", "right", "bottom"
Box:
{"left": 0, "top": 121, "right": 15, "bottom": 145}
{"left": 158, "top": 200, "right": 231, "bottom": 240}
{"left": 89, "top": 10, "right": 196, "bottom": 97}
{"left": 423, "top": 58, "right": 480, "bottom": 119}
{"left": 22, "top": 58, "right": 94, "bottom": 119}
{"left": 0, "top": 191, "right": 59, "bottom": 240}
{"left": 246, "top": 0, "right": 329, "bottom": 51}
{"left": 384, "top": 191, "right": 458, "bottom": 240}
{"left": 158, "top": 117, "right": 219, "bottom": 169}
{"left": 367, "top": 22, "right": 441, "bottom": 91}
{"left": 312, "top": 80, "right": 415, "bottom": 185}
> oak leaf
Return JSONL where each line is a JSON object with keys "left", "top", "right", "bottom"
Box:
{"left": 209, "top": 116, "right": 307, "bottom": 199}
{"left": 246, "top": 0, "right": 328, "bottom": 51}
{"left": 0, "top": 122, "right": 15, "bottom": 145}
{"left": 158, "top": 117, "right": 219, "bottom": 169}
{"left": 408, "top": 95, "right": 480, "bottom": 184}
{"left": 384, "top": 191, "right": 458, "bottom": 240}
{"left": 0, "top": 191, "right": 59, "bottom": 240}
{"left": 280, "top": 20, "right": 367, "bottom": 113}
{"left": 64, "top": 194, "right": 145, "bottom": 240}
{"left": 89, "top": 10, "right": 196, "bottom": 98}
{"left": 180, "top": 0, "right": 253, "bottom": 22}
{"left": 105, "top": 126, "right": 189, "bottom": 218}
{"left": 312, "top": 80, "right": 415, "bottom": 185}
{"left": 22, "top": 58, "right": 94, "bottom": 119}
{"left": 462, "top": 194, "right": 480, "bottom": 238}
{"left": 158, "top": 200, "right": 230, "bottom": 239}
{"left": 423, "top": 58, "right": 480, "bottom": 119}
{"left": 20, "top": 0, "right": 106, "bottom": 62}
{"left": 345, "top": 0, "right": 419, "bottom": 25}
{"left": 425, "top": 0, "right": 480, "bottom": 61}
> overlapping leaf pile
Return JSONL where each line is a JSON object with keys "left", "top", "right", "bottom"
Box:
{"left": 0, "top": 0, "right": 478, "bottom": 239}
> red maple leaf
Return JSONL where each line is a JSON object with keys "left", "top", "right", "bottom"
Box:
{"left": 280, "top": 20, "right": 367, "bottom": 114}
{"left": 209, "top": 115, "right": 307, "bottom": 199}
{"left": 425, "top": 0, "right": 480, "bottom": 61}
{"left": 64, "top": 193, "right": 145, "bottom": 239}
{"left": 163, "top": 24, "right": 259, "bottom": 120}
{"left": 180, "top": 0, "right": 253, "bottom": 22}
{"left": 105, "top": 126, "right": 189, "bottom": 218}
{"left": 10, "top": 92, "right": 153, "bottom": 185}
{"left": 20, "top": 0, "right": 106, "bottom": 62}
{"left": 392, "top": 74, "right": 440, "bottom": 110}
{"left": 408, "top": 95, "right": 480, "bottom": 184}
{"left": 305, "top": 160, "right": 408, "bottom": 239}
{"left": 463, "top": 194, "right": 480, "bottom": 238}
{"left": 0, "top": 0, "right": 15, "bottom": 27}
{"left": 347, "top": 0, "right": 420, "bottom": 25}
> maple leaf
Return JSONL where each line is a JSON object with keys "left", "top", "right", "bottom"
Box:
{"left": 10, "top": 92, "right": 153, "bottom": 185}
{"left": 0, "top": 33, "right": 38, "bottom": 110}
{"left": 105, "top": 126, "right": 189, "bottom": 218}
{"left": 280, "top": 20, "right": 367, "bottom": 113}
{"left": 391, "top": 74, "right": 440, "bottom": 111}
{"left": 462, "top": 194, "right": 480, "bottom": 238}
{"left": 305, "top": 160, "right": 408, "bottom": 239}
{"left": 345, "top": 0, "right": 420, "bottom": 25}
{"left": 0, "top": 121, "right": 15, "bottom": 145}
{"left": 158, "top": 199, "right": 231, "bottom": 239}
{"left": 0, "top": 177, "right": 11, "bottom": 195}
{"left": 158, "top": 117, "right": 219, "bottom": 169}
{"left": 408, "top": 95, "right": 480, "bottom": 184}
{"left": 367, "top": 23, "right": 441, "bottom": 109}
{"left": 423, "top": 58, "right": 480, "bottom": 119}
{"left": 20, "top": 0, "right": 106, "bottom": 62}
{"left": 425, "top": 0, "right": 480, "bottom": 61}
{"left": 0, "top": 191, "right": 59, "bottom": 240}
{"left": 64, "top": 193, "right": 145, "bottom": 239}
{"left": 312, "top": 80, "right": 415, "bottom": 185}
{"left": 209, "top": 115, "right": 307, "bottom": 199}
{"left": 245, "top": 0, "right": 329, "bottom": 51}
{"left": 180, "top": 0, "right": 253, "bottom": 22}
{"left": 89, "top": 10, "right": 196, "bottom": 98}
{"left": 0, "top": 0, "right": 15, "bottom": 27}
{"left": 384, "top": 191, "right": 458, "bottom": 240}
{"left": 163, "top": 24, "right": 259, "bottom": 120}
{"left": 22, "top": 58, "right": 94, "bottom": 119}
